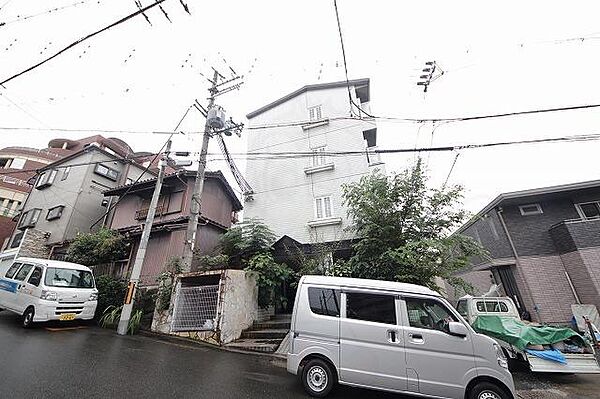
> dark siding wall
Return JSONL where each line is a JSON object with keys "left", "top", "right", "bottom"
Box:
{"left": 462, "top": 211, "right": 513, "bottom": 263}
{"left": 502, "top": 197, "right": 580, "bottom": 256}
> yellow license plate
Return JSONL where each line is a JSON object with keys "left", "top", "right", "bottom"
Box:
{"left": 59, "top": 313, "right": 76, "bottom": 321}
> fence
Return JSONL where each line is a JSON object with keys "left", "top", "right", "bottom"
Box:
{"left": 171, "top": 285, "right": 219, "bottom": 332}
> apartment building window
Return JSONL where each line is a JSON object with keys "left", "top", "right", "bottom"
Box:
{"left": 312, "top": 146, "right": 328, "bottom": 167}
{"left": 575, "top": 202, "right": 600, "bottom": 220}
{"left": 18, "top": 208, "right": 41, "bottom": 229}
{"left": 308, "top": 105, "right": 322, "bottom": 121}
{"left": 36, "top": 170, "right": 58, "bottom": 189}
{"left": 0, "top": 157, "right": 25, "bottom": 169}
{"left": 46, "top": 205, "right": 65, "bottom": 221}
{"left": 315, "top": 196, "right": 333, "bottom": 219}
{"left": 94, "top": 164, "right": 119, "bottom": 181}
{"left": 518, "top": 203, "right": 543, "bottom": 216}
{"left": 61, "top": 166, "right": 71, "bottom": 181}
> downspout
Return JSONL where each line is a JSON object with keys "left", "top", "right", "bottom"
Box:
{"left": 496, "top": 207, "right": 542, "bottom": 322}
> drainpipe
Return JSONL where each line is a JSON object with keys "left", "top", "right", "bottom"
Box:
{"left": 496, "top": 207, "right": 542, "bottom": 322}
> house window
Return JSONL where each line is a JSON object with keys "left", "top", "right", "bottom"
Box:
{"left": 0, "top": 157, "right": 25, "bottom": 169}
{"left": 315, "top": 196, "right": 333, "bottom": 219}
{"left": 36, "top": 170, "right": 58, "bottom": 189}
{"left": 311, "top": 146, "right": 328, "bottom": 167}
{"left": 46, "top": 205, "right": 65, "bottom": 221}
{"left": 94, "top": 164, "right": 119, "bottom": 181}
{"left": 18, "top": 208, "right": 41, "bottom": 229}
{"left": 518, "top": 203, "right": 543, "bottom": 216}
{"left": 575, "top": 202, "right": 600, "bottom": 220}
{"left": 61, "top": 166, "right": 71, "bottom": 181}
{"left": 308, "top": 105, "right": 322, "bottom": 121}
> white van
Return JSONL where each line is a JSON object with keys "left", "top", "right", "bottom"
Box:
{"left": 287, "top": 276, "right": 516, "bottom": 399}
{"left": 0, "top": 257, "right": 98, "bottom": 328}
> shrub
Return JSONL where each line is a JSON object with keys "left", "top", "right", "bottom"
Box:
{"left": 95, "top": 275, "right": 127, "bottom": 319}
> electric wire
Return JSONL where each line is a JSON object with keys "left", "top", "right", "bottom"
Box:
{"left": 0, "top": 0, "right": 93, "bottom": 27}
{"left": 0, "top": 0, "right": 168, "bottom": 86}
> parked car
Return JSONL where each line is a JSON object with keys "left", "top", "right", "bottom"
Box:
{"left": 288, "top": 275, "right": 515, "bottom": 399}
{"left": 456, "top": 295, "right": 600, "bottom": 374}
{"left": 0, "top": 257, "right": 98, "bottom": 328}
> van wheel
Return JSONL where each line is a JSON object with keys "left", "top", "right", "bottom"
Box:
{"left": 469, "top": 381, "right": 509, "bottom": 399}
{"left": 22, "top": 307, "right": 35, "bottom": 329}
{"left": 301, "top": 359, "right": 335, "bottom": 397}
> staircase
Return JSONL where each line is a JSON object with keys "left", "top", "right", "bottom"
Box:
{"left": 226, "top": 314, "right": 291, "bottom": 354}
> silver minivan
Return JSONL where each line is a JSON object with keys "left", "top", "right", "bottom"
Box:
{"left": 287, "top": 276, "right": 515, "bottom": 399}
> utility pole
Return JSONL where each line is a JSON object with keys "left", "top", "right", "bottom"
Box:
{"left": 117, "top": 139, "right": 172, "bottom": 335}
{"left": 181, "top": 68, "right": 244, "bottom": 271}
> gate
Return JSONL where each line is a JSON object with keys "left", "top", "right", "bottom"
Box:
{"left": 171, "top": 285, "right": 219, "bottom": 332}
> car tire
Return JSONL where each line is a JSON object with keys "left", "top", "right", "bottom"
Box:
{"left": 301, "top": 358, "right": 335, "bottom": 398}
{"left": 469, "top": 381, "right": 510, "bottom": 399}
{"left": 22, "top": 307, "right": 35, "bottom": 329}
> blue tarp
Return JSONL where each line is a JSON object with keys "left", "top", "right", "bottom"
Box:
{"left": 525, "top": 348, "right": 567, "bottom": 364}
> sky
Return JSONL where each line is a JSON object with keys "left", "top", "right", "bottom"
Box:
{"left": 1, "top": 0, "right": 600, "bottom": 214}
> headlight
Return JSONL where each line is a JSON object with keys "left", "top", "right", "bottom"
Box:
{"left": 88, "top": 292, "right": 98, "bottom": 301}
{"left": 494, "top": 343, "right": 508, "bottom": 369}
{"left": 41, "top": 290, "right": 58, "bottom": 301}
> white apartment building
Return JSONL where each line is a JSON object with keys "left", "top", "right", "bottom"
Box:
{"left": 244, "top": 78, "right": 384, "bottom": 254}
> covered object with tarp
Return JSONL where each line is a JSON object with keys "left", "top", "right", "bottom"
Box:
{"left": 472, "top": 315, "right": 585, "bottom": 351}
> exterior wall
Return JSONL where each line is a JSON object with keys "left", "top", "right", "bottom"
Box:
{"left": 445, "top": 269, "right": 494, "bottom": 303}
{"left": 550, "top": 218, "right": 600, "bottom": 254}
{"left": 502, "top": 188, "right": 600, "bottom": 257}
{"left": 244, "top": 83, "right": 382, "bottom": 244}
{"left": 559, "top": 247, "right": 600, "bottom": 310}
{"left": 16, "top": 228, "right": 52, "bottom": 259}
{"left": 138, "top": 229, "right": 186, "bottom": 286}
{"left": 462, "top": 211, "right": 513, "bottom": 264}
{"left": 218, "top": 269, "right": 258, "bottom": 344}
{"left": 514, "top": 255, "right": 577, "bottom": 324}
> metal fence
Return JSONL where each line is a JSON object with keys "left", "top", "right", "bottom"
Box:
{"left": 171, "top": 285, "right": 219, "bottom": 332}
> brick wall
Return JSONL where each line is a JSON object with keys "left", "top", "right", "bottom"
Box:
{"left": 517, "top": 255, "right": 577, "bottom": 324}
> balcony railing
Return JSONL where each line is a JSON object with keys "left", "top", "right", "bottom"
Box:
{"left": 135, "top": 205, "right": 165, "bottom": 220}
{"left": 549, "top": 217, "right": 600, "bottom": 253}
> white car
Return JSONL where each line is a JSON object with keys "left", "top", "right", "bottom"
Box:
{"left": 287, "top": 275, "right": 515, "bottom": 399}
{"left": 0, "top": 257, "right": 98, "bottom": 328}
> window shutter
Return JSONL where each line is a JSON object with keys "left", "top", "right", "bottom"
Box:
{"left": 324, "top": 197, "right": 332, "bottom": 217}
{"left": 316, "top": 198, "right": 323, "bottom": 219}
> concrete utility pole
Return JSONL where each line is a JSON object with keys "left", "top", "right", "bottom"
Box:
{"left": 117, "top": 140, "right": 171, "bottom": 335}
{"left": 181, "top": 69, "right": 219, "bottom": 271}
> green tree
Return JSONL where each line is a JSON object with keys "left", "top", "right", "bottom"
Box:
{"left": 341, "top": 160, "right": 484, "bottom": 293}
{"left": 66, "top": 228, "right": 129, "bottom": 266}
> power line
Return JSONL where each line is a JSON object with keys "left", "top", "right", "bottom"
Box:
{"left": 332, "top": 0, "right": 374, "bottom": 118}
{"left": 0, "top": 154, "right": 159, "bottom": 176}
{"left": 0, "top": 0, "right": 168, "bottom": 86}
{"left": 0, "top": 0, "right": 94, "bottom": 27}
{"left": 2, "top": 102, "right": 600, "bottom": 136}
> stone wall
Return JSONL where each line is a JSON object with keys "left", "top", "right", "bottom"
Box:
{"left": 18, "top": 228, "right": 51, "bottom": 258}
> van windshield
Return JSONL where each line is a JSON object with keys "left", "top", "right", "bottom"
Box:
{"left": 44, "top": 267, "right": 94, "bottom": 288}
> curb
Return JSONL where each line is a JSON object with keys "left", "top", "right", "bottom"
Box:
{"left": 138, "top": 330, "right": 287, "bottom": 364}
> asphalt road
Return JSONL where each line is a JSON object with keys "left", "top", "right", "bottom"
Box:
{"left": 1, "top": 311, "right": 598, "bottom": 399}
{"left": 0, "top": 312, "right": 400, "bottom": 399}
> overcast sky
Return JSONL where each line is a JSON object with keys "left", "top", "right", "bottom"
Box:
{"left": 1, "top": 0, "right": 600, "bottom": 214}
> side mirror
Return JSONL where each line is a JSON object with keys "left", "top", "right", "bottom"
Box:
{"left": 448, "top": 321, "right": 469, "bottom": 338}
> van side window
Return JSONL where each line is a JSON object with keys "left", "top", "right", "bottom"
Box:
{"left": 5, "top": 262, "right": 22, "bottom": 279}
{"left": 406, "top": 297, "right": 458, "bottom": 333}
{"left": 346, "top": 292, "right": 396, "bottom": 325}
{"left": 13, "top": 264, "right": 34, "bottom": 281}
{"left": 308, "top": 287, "right": 341, "bottom": 317}
{"left": 456, "top": 300, "right": 468, "bottom": 318}
{"left": 27, "top": 266, "right": 43, "bottom": 287}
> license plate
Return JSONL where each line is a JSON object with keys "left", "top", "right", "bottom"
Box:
{"left": 59, "top": 313, "right": 76, "bottom": 321}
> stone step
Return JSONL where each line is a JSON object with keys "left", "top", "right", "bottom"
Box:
{"left": 241, "top": 329, "right": 289, "bottom": 339}
{"left": 252, "top": 319, "right": 291, "bottom": 330}
{"left": 226, "top": 338, "right": 282, "bottom": 353}
{"left": 270, "top": 314, "right": 292, "bottom": 322}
